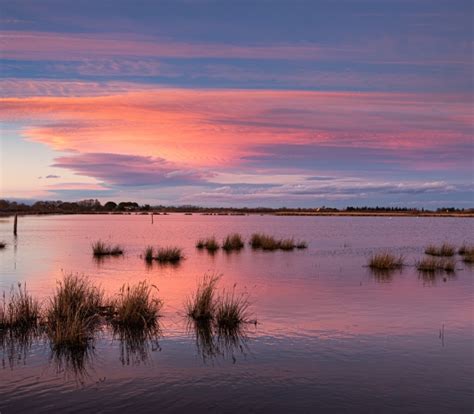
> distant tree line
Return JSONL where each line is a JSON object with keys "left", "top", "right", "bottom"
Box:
{"left": 0, "top": 199, "right": 470, "bottom": 215}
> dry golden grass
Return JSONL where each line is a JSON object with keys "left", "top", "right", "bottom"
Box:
{"left": 186, "top": 274, "right": 220, "bottom": 321}
{"left": 0, "top": 283, "right": 40, "bottom": 331}
{"left": 155, "top": 246, "right": 184, "bottom": 263}
{"left": 215, "top": 288, "right": 250, "bottom": 330}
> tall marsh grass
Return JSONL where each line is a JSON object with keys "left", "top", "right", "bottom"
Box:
{"left": 215, "top": 288, "right": 250, "bottom": 330}
{"left": 250, "top": 233, "right": 307, "bottom": 251}
{"left": 186, "top": 274, "right": 220, "bottom": 321}
{"left": 417, "top": 257, "right": 455, "bottom": 273}
{"left": 0, "top": 283, "right": 40, "bottom": 331}
{"left": 196, "top": 237, "right": 220, "bottom": 252}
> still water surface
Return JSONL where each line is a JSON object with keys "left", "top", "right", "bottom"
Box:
{"left": 0, "top": 214, "right": 472, "bottom": 413}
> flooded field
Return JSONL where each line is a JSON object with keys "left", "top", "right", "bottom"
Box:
{"left": 0, "top": 214, "right": 472, "bottom": 413}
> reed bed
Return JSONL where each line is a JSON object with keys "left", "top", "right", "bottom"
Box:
{"left": 92, "top": 240, "right": 124, "bottom": 257}
{"left": 222, "top": 233, "right": 245, "bottom": 251}
{"left": 416, "top": 257, "right": 455, "bottom": 273}
{"left": 368, "top": 252, "right": 404, "bottom": 270}
{"left": 0, "top": 283, "right": 40, "bottom": 331}
{"left": 424, "top": 243, "right": 455, "bottom": 257}
{"left": 46, "top": 274, "right": 103, "bottom": 349}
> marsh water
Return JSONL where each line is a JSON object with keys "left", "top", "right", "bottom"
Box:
{"left": 0, "top": 214, "right": 472, "bottom": 413}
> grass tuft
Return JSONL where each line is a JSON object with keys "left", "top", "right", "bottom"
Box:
{"left": 155, "top": 246, "right": 184, "bottom": 263}
{"left": 462, "top": 251, "right": 474, "bottom": 264}
{"left": 144, "top": 246, "right": 154, "bottom": 262}
{"left": 186, "top": 274, "right": 220, "bottom": 321}
{"left": 279, "top": 238, "right": 296, "bottom": 251}
{"left": 417, "top": 257, "right": 455, "bottom": 273}
{"left": 92, "top": 240, "right": 124, "bottom": 257}
{"left": 458, "top": 243, "right": 474, "bottom": 256}
{"left": 296, "top": 241, "right": 308, "bottom": 249}
{"left": 215, "top": 287, "right": 250, "bottom": 330}
{"left": 46, "top": 274, "right": 103, "bottom": 349}
{"left": 222, "top": 233, "right": 244, "bottom": 251}
{"left": 368, "top": 252, "right": 404, "bottom": 270}
{"left": 110, "top": 281, "right": 162, "bottom": 330}
{"left": 196, "top": 237, "right": 220, "bottom": 252}
{"left": 0, "top": 241, "right": 6, "bottom": 249}
{"left": 424, "top": 243, "right": 455, "bottom": 257}
{"left": 250, "top": 233, "right": 306, "bottom": 251}
{"left": 0, "top": 283, "right": 40, "bottom": 331}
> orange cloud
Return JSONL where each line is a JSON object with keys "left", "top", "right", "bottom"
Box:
{"left": 1, "top": 83, "right": 471, "bottom": 171}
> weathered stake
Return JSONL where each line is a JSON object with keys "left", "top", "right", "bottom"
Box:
{"left": 13, "top": 214, "right": 18, "bottom": 236}
{"left": 151, "top": 213, "right": 154, "bottom": 224}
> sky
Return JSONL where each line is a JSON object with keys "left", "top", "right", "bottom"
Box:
{"left": 0, "top": 0, "right": 472, "bottom": 208}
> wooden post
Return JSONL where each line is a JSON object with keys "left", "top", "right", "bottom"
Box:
{"left": 151, "top": 213, "right": 154, "bottom": 224}
{"left": 13, "top": 214, "right": 18, "bottom": 236}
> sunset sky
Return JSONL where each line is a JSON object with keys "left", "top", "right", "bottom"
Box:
{"left": 0, "top": 0, "right": 472, "bottom": 207}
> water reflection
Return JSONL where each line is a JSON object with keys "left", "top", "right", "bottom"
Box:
{"left": 187, "top": 317, "right": 252, "bottom": 363}
{"left": 369, "top": 268, "right": 402, "bottom": 283}
{"left": 49, "top": 334, "right": 96, "bottom": 383}
{"left": 112, "top": 324, "right": 161, "bottom": 366}
{"left": 418, "top": 269, "right": 456, "bottom": 285}
{"left": 0, "top": 326, "right": 40, "bottom": 369}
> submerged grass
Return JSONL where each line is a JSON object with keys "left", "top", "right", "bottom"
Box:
{"left": 222, "top": 233, "right": 244, "bottom": 251}
{"left": 424, "top": 243, "right": 455, "bottom": 257}
{"left": 368, "top": 252, "right": 404, "bottom": 270}
{"left": 417, "top": 257, "right": 455, "bottom": 273}
{"left": 46, "top": 274, "right": 103, "bottom": 349}
{"left": 92, "top": 240, "right": 124, "bottom": 257}
{"left": 186, "top": 274, "right": 220, "bottom": 321}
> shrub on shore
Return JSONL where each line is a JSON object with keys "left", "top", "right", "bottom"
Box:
{"left": 368, "top": 252, "right": 404, "bottom": 270}
{"left": 424, "top": 243, "right": 455, "bottom": 257}
{"left": 92, "top": 240, "right": 124, "bottom": 257}
{"left": 222, "top": 233, "right": 244, "bottom": 251}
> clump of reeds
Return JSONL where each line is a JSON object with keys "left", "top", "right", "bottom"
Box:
{"left": 424, "top": 243, "right": 455, "bottom": 257}
{"left": 46, "top": 274, "right": 103, "bottom": 349}
{"left": 368, "top": 252, "right": 404, "bottom": 270}
{"left": 92, "top": 240, "right": 124, "bottom": 257}
{"left": 296, "top": 241, "right": 308, "bottom": 249}
{"left": 250, "top": 233, "right": 281, "bottom": 250}
{"left": 222, "top": 233, "right": 244, "bottom": 252}
{"left": 144, "top": 246, "right": 154, "bottom": 262}
{"left": 196, "top": 237, "right": 220, "bottom": 252}
{"left": 462, "top": 251, "right": 474, "bottom": 264}
{"left": 110, "top": 281, "right": 162, "bottom": 330}
{"left": 155, "top": 246, "right": 184, "bottom": 263}
{"left": 458, "top": 243, "right": 474, "bottom": 256}
{"left": 279, "top": 238, "right": 296, "bottom": 251}
{"left": 417, "top": 257, "right": 455, "bottom": 273}
{"left": 186, "top": 274, "right": 220, "bottom": 321}
{"left": 0, "top": 241, "right": 6, "bottom": 249}
{"left": 0, "top": 283, "right": 40, "bottom": 331}
{"left": 215, "top": 288, "right": 250, "bottom": 330}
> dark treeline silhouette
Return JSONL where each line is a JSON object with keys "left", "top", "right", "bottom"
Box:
{"left": 0, "top": 199, "right": 471, "bottom": 216}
